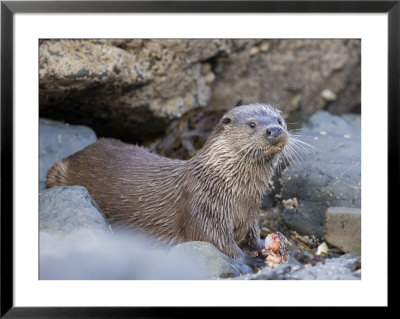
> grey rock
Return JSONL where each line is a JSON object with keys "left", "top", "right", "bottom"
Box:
{"left": 39, "top": 118, "right": 97, "bottom": 190}
{"left": 281, "top": 111, "right": 361, "bottom": 238}
{"left": 324, "top": 207, "right": 361, "bottom": 253}
{"left": 39, "top": 186, "right": 110, "bottom": 239}
{"left": 169, "top": 241, "right": 253, "bottom": 279}
{"left": 235, "top": 253, "right": 361, "bottom": 280}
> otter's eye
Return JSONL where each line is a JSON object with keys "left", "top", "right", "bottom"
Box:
{"left": 249, "top": 122, "right": 256, "bottom": 129}
{"left": 278, "top": 119, "right": 282, "bottom": 125}
{"left": 222, "top": 117, "right": 231, "bottom": 124}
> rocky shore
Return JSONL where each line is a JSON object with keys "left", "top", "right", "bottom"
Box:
{"left": 39, "top": 39, "right": 361, "bottom": 280}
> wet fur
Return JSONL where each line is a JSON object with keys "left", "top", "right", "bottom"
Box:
{"left": 46, "top": 104, "right": 288, "bottom": 269}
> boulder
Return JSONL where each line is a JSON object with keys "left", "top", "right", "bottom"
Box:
{"left": 39, "top": 186, "right": 110, "bottom": 239}
{"left": 324, "top": 207, "right": 361, "bottom": 253}
{"left": 281, "top": 111, "right": 361, "bottom": 238}
{"left": 39, "top": 39, "right": 234, "bottom": 143}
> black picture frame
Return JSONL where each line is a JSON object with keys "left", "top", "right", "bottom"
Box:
{"left": 1, "top": 1, "right": 396, "bottom": 317}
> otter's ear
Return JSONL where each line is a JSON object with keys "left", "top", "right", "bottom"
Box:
{"left": 222, "top": 117, "right": 232, "bottom": 125}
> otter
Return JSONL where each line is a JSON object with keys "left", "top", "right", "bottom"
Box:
{"left": 46, "top": 103, "right": 289, "bottom": 270}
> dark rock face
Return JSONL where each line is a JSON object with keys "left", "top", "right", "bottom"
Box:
{"left": 39, "top": 118, "right": 97, "bottom": 190}
{"left": 39, "top": 39, "right": 360, "bottom": 144}
{"left": 281, "top": 111, "right": 361, "bottom": 238}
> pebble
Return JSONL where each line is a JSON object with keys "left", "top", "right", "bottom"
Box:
{"left": 205, "top": 71, "right": 216, "bottom": 84}
{"left": 249, "top": 47, "right": 260, "bottom": 56}
{"left": 317, "top": 242, "right": 329, "bottom": 255}
{"left": 259, "top": 41, "right": 270, "bottom": 52}
{"left": 282, "top": 197, "right": 298, "bottom": 209}
{"left": 321, "top": 89, "right": 337, "bottom": 102}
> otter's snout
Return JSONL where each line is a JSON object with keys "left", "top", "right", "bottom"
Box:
{"left": 265, "top": 126, "right": 283, "bottom": 139}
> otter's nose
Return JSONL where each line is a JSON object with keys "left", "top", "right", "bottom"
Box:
{"left": 266, "top": 126, "right": 283, "bottom": 139}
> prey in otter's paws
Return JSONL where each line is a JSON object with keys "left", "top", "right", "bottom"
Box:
{"left": 46, "top": 103, "right": 289, "bottom": 271}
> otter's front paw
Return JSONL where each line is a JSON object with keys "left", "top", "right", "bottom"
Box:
{"left": 241, "top": 238, "right": 266, "bottom": 257}
{"left": 237, "top": 253, "right": 266, "bottom": 272}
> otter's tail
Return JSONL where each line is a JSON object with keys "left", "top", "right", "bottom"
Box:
{"left": 45, "top": 159, "right": 69, "bottom": 189}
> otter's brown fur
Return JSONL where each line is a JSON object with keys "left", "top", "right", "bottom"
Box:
{"left": 46, "top": 103, "right": 289, "bottom": 269}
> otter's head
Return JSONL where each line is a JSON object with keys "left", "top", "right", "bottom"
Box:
{"left": 212, "top": 103, "right": 288, "bottom": 160}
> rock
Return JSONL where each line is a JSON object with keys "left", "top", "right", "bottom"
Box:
{"left": 39, "top": 39, "right": 236, "bottom": 143}
{"left": 282, "top": 197, "right": 298, "bottom": 209}
{"left": 324, "top": 207, "right": 361, "bottom": 253}
{"left": 235, "top": 253, "right": 361, "bottom": 280}
{"left": 281, "top": 111, "right": 361, "bottom": 238}
{"left": 169, "top": 241, "right": 253, "bottom": 279}
{"left": 39, "top": 118, "right": 97, "bottom": 190}
{"left": 39, "top": 39, "right": 151, "bottom": 93}
{"left": 39, "top": 186, "right": 110, "bottom": 240}
{"left": 249, "top": 46, "right": 260, "bottom": 56}
{"left": 259, "top": 41, "right": 270, "bottom": 52}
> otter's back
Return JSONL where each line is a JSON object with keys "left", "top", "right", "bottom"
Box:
{"left": 46, "top": 138, "right": 185, "bottom": 231}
